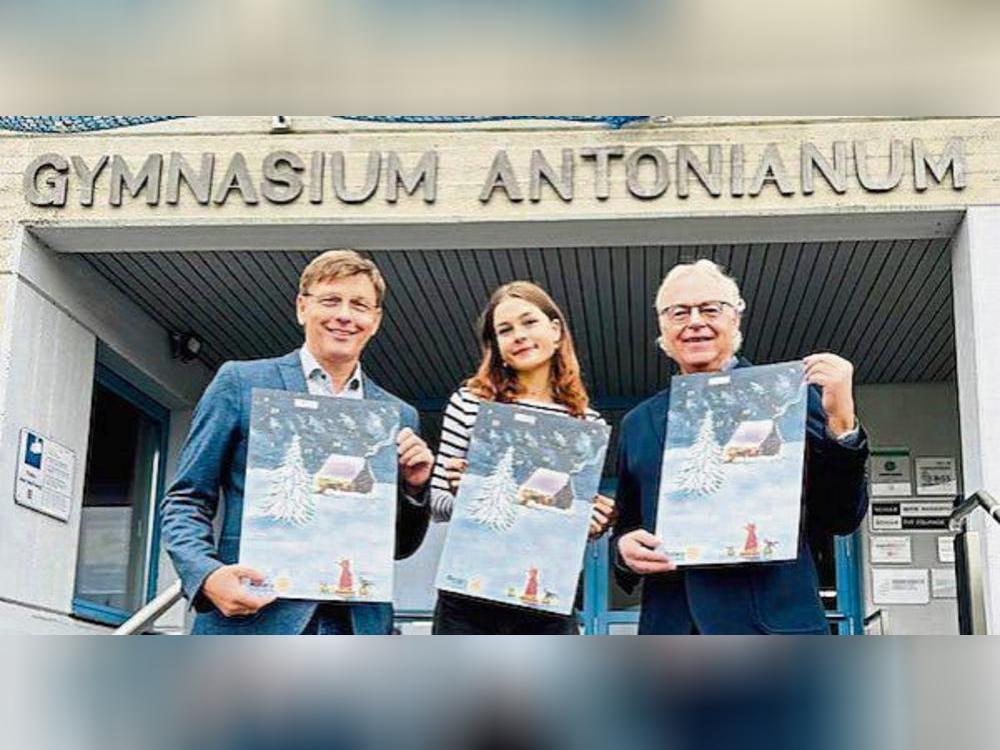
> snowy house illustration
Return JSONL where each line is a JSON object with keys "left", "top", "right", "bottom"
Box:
{"left": 723, "top": 419, "right": 782, "bottom": 462}
{"left": 314, "top": 454, "right": 374, "bottom": 494}
{"left": 517, "top": 468, "right": 573, "bottom": 510}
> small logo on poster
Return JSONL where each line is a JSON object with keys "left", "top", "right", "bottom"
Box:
{"left": 24, "top": 433, "right": 43, "bottom": 470}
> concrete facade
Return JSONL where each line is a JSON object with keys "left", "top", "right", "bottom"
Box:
{"left": 952, "top": 207, "right": 1000, "bottom": 634}
{"left": 855, "top": 382, "right": 963, "bottom": 634}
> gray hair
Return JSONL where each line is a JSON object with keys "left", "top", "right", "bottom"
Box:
{"left": 655, "top": 259, "right": 746, "bottom": 355}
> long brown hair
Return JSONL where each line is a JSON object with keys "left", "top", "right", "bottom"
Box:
{"left": 466, "top": 281, "right": 591, "bottom": 418}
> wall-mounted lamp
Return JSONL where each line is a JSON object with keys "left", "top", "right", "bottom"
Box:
{"left": 169, "top": 332, "right": 203, "bottom": 363}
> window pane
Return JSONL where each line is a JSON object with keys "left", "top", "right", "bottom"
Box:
{"left": 602, "top": 485, "right": 642, "bottom": 612}
{"left": 809, "top": 529, "right": 840, "bottom": 612}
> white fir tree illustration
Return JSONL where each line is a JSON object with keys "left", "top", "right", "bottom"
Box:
{"left": 469, "top": 446, "right": 519, "bottom": 531}
{"left": 676, "top": 409, "right": 725, "bottom": 496}
{"left": 262, "top": 434, "right": 316, "bottom": 525}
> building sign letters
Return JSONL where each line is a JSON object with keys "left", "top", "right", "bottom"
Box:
{"left": 24, "top": 138, "right": 967, "bottom": 208}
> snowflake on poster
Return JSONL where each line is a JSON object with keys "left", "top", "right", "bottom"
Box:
{"left": 469, "top": 446, "right": 519, "bottom": 532}
{"left": 261, "top": 435, "right": 316, "bottom": 525}
{"left": 365, "top": 412, "right": 385, "bottom": 438}
{"left": 676, "top": 409, "right": 725, "bottom": 497}
{"left": 568, "top": 430, "right": 601, "bottom": 474}
{"left": 363, "top": 413, "right": 399, "bottom": 459}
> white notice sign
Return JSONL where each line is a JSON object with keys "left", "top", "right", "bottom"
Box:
{"left": 14, "top": 428, "right": 75, "bottom": 522}
{"left": 871, "top": 450, "right": 912, "bottom": 496}
{"left": 915, "top": 457, "right": 958, "bottom": 496}
{"left": 870, "top": 536, "right": 912, "bottom": 564}
{"left": 872, "top": 568, "right": 930, "bottom": 605}
{"left": 931, "top": 568, "right": 957, "bottom": 599}
{"left": 937, "top": 536, "right": 956, "bottom": 564}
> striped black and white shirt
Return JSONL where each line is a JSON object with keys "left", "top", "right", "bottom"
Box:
{"left": 430, "top": 387, "right": 605, "bottom": 522}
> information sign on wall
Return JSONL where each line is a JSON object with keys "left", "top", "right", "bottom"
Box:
{"left": 14, "top": 428, "right": 75, "bottom": 522}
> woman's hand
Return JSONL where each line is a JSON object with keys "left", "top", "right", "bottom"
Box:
{"left": 442, "top": 457, "right": 468, "bottom": 494}
{"left": 398, "top": 428, "right": 434, "bottom": 493}
{"left": 589, "top": 494, "right": 617, "bottom": 539}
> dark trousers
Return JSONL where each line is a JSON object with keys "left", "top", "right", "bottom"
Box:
{"left": 301, "top": 602, "right": 354, "bottom": 634}
{"left": 432, "top": 591, "right": 578, "bottom": 635}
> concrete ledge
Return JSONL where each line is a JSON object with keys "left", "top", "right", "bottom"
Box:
{"left": 30, "top": 209, "right": 965, "bottom": 255}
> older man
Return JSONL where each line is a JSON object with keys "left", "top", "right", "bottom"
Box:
{"left": 612, "top": 259, "right": 869, "bottom": 634}
{"left": 161, "top": 249, "right": 433, "bottom": 635}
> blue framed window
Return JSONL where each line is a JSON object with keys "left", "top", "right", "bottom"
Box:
{"left": 832, "top": 531, "right": 865, "bottom": 635}
{"left": 72, "top": 362, "right": 170, "bottom": 627}
{"left": 579, "top": 478, "right": 642, "bottom": 634}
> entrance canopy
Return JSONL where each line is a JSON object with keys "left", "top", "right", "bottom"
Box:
{"left": 76, "top": 238, "right": 955, "bottom": 410}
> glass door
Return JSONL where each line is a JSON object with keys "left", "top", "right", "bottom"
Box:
{"left": 72, "top": 364, "right": 169, "bottom": 626}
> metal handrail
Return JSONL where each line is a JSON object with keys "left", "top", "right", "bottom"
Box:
{"left": 113, "top": 580, "right": 183, "bottom": 635}
{"left": 948, "top": 491, "right": 1000, "bottom": 635}
{"left": 863, "top": 609, "right": 887, "bottom": 635}
{"left": 949, "top": 490, "right": 1000, "bottom": 532}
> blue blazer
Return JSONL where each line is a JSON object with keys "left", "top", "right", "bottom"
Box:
{"left": 161, "top": 350, "right": 429, "bottom": 635}
{"left": 612, "top": 360, "right": 869, "bottom": 634}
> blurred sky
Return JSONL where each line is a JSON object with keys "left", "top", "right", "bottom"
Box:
{"left": 1, "top": 1, "right": 998, "bottom": 111}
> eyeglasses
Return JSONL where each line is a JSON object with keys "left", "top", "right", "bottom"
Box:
{"left": 656, "top": 300, "right": 740, "bottom": 325}
{"left": 301, "top": 293, "right": 379, "bottom": 316}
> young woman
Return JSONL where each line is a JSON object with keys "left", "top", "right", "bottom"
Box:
{"left": 431, "top": 281, "right": 616, "bottom": 635}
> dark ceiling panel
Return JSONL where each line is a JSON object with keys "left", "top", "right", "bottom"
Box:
{"left": 81, "top": 239, "right": 955, "bottom": 409}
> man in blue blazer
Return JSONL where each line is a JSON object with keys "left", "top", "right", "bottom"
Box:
{"left": 613, "top": 259, "right": 869, "bottom": 634}
{"left": 161, "top": 250, "right": 434, "bottom": 635}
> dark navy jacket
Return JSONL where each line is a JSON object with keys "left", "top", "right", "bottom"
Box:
{"left": 161, "top": 350, "right": 429, "bottom": 635}
{"left": 612, "top": 361, "right": 869, "bottom": 634}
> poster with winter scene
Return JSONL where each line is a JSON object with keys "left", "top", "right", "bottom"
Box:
{"left": 655, "top": 361, "right": 808, "bottom": 567}
{"left": 239, "top": 388, "right": 400, "bottom": 602}
{"left": 434, "top": 402, "right": 610, "bottom": 615}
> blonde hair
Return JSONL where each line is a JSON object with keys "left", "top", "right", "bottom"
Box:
{"left": 655, "top": 259, "right": 746, "bottom": 354}
{"left": 299, "top": 249, "right": 386, "bottom": 307}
